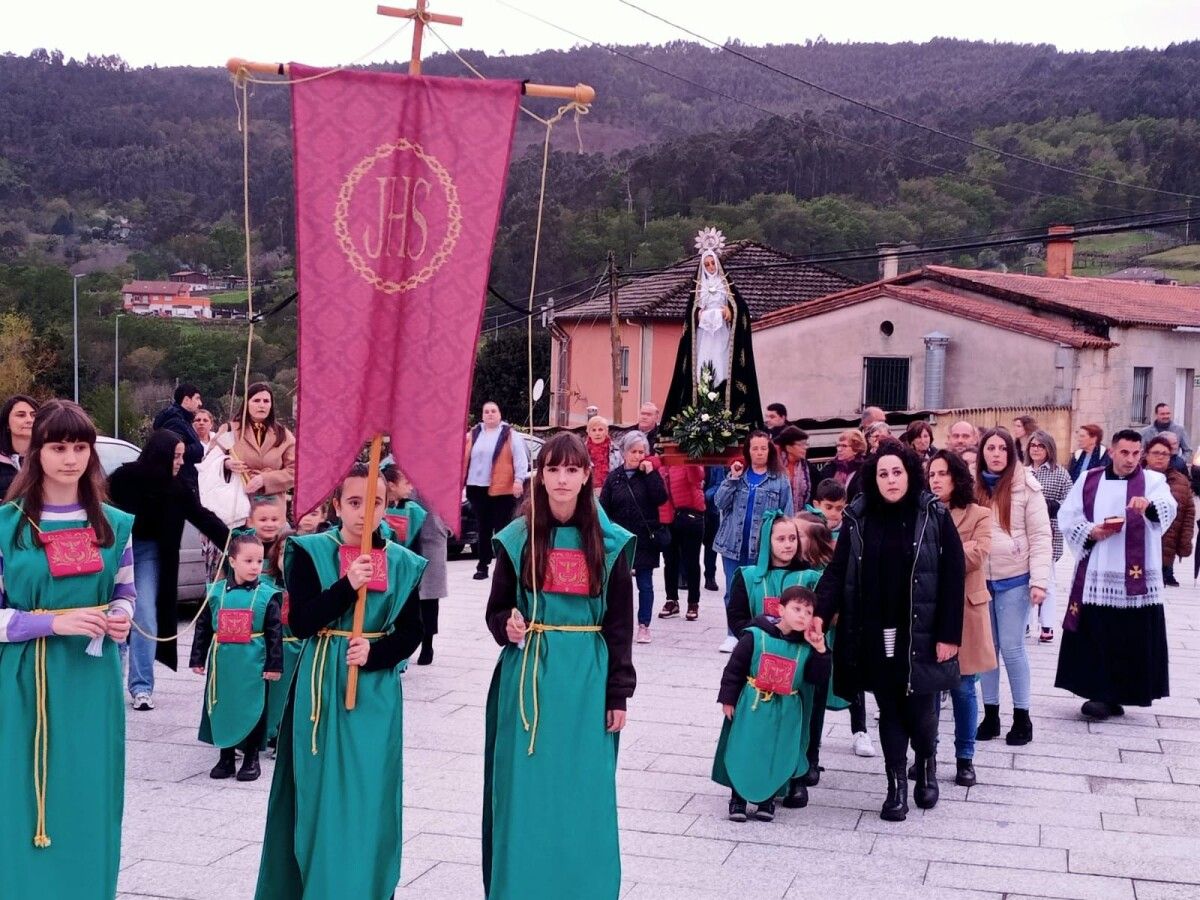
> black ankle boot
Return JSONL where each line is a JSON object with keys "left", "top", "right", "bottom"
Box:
{"left": 881, "top": 764, "right": 908, "bottom": 822}
{"left": 417, "top": 638, "right": 434, "bottom": 666}
{"left": 210, "top": 749, "right": 237, "bottom": 779}
{"left": 913, "top": 755, "right": 939, "bottom": 809}
{"left": 237, "top": 750, "right": 261, "bottom": 782}
{"left": 782, "top": 777, "right": 809, "bottom": 808}
{"left": 1006, "top": 708, "right": 1033, "bottom": 746}
{"left": 955, "top": 758, "right": 977, "bottom": 787}
{"left": 976, "top": 703, "right": 1001, "bottom": 741}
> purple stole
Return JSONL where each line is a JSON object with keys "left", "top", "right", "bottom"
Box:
{"left": 1063, "top": 466, "right": 1148, "bottom": 632}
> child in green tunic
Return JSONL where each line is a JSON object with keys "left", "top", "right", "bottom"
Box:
{"left": 0, "top": 400, "right": 136, "bottom": 900}
{"left": 191, "top": 531, "right": 283, "bottom": 782}
{"left": 713, "top": 587, "right": 830, "bottom": 823}
{"left": 381, "top": 465, "right": 427, "bottom": 550}
{"left": 255, "top": 463, "right": 425, "bottom": 900}
{"left": 482, "top": 433, "right": 636, "bottom": 900}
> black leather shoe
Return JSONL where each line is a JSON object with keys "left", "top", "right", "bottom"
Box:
{"left": 781, "top": 778, "right": 809, "bottom": 808}
{"left": 913, "top": 756, "right": 939, "bottom": 809}
{"left": 801, "top": 765, "right": 822, "bottom": 787}
{"left": 1081, "top": 700, "right": 1111, "bottom": 720}
{"left": 754, "top": 798, "right": 776, "bottom": 822}
{"left": 210, "top": 751, "right": 237, "bottom": 780}
{"left": 1107, "top": 703, "right": 1125, "bottom": 717}
{"left": 237, "top": 752, "right": 261, "bottom": 782}
{"left": 472, "top": 568, "right": 489, "bottom": 581}
{"left": 955, "top": 758, "right": 977, "bottom": 787}
{"left": 704, "top": 579, "right": 720, "bottom": 592}
{"left": 976, "top": 703, "right": 1001, "bottom": 741}
{"left": 728, "top": 795, "right": 748, "bottom": 822}
{"left": 881, "top": 764, "right": 908, "bottom": 822}
{"left": 417, "top": 640, "right": 434, "bottom": 666}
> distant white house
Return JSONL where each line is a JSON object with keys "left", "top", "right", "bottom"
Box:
{"left": 121, "top": 280, "right": 213, "bottom": 319}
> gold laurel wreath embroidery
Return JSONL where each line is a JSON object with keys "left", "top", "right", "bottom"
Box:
{"left": 333, "top": 139, "right": 462, "bottom": 294}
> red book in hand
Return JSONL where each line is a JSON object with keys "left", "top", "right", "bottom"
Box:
{"left": 338, "top": 545, "right": 388, "bottom": 591}
{"left": 542, "top": 548, "right": 590, "bottom": 596}
{"left": 755, "top": 652, "right": 798, "bottom": 695}
{"left": 40, "top": 527, "right": 104, "bottom": 578}
{"left": 218, "top": 609, "right": 255, "bottom": 644}
{"left": 762, "top": 596, "right": 781, "bottom": 618}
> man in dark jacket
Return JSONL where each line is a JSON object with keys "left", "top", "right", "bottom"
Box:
{"left": 153, "top": 383, "right": 205, "bottom": 494}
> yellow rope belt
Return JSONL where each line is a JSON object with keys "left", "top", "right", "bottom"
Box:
{"left": 746, "top": 676, "right": 799, "bottom": 711}
{"left": 30, "top": 603, "right": 111, "bottom": 848}
{"left": 518, "top": 623, "right": 603, "bottom": 756}
{"left": 283, "top": 635, "right": 301, "bottom": 643}
{"left": 205, "top": 632, "right": 266, "bottom": 715}
{"left": 309, "top": 628, "right": 388, "bottom": 755}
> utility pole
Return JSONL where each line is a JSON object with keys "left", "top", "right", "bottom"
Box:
{"left": 113, "top": 315, "right": 123, "bottom": 440}
{"left": 72, "top": 273, "right": 82, "bottom": 403}
{"left": 608, "top": 250, "right": 623, "bottom": 425}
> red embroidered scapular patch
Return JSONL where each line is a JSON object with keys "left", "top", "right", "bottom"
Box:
{"left": 384, "top": 514, "right": 409, "bottom": 543}
{"left": 39, "top": 527, "right": 103, "bottom": 577}
{"left": 338, "top": 545, "right": 388, "bottom": 591}
{"left": 762, "top": 595, "right": 781, "bottom": 617}
{"left": 217, "top": 608, "right": 255, "bottom": 643}
{"left": 542, "top": 548, "right": 590, "bottom": 596}
{"left": 755, "top": 652, "right": 798, "bottom": 695}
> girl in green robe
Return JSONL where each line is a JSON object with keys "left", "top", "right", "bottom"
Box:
{"left": 191, "top": 531, "right": 283, "bottom": 782}
{"left": 725, "top": 510, "right": 807, "bottom": 638}
{"left": 482, "top": 432, "right": 636, "bottom": 900}
{"left": 255, "top": 463, "right": 426, "bottom": 900}
{"left": 712, "top": 587, "right": 830, "bottom": 822}
{"left": 0, "top": 400, "right": 136, "bottom": 900}
{"left": 382, "top": 465, "right": 427, "bottom": 550}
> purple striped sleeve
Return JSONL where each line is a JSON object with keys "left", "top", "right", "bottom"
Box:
{"left": 0, "top": 609, "right": 56, "bottom": 642}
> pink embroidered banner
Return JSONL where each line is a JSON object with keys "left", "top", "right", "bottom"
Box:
{"left": 290, "top": 65, "right": 521, "bottom": 531}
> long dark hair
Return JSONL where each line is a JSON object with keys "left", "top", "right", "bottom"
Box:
{"left": 975, "top": 427, "right": 1018, "bottom": 532}
{"left": 234, "top": 382, "right": 288, "bottom": 445}
{"left": 138, "top": 429, "right": 184, "bottom": 481}
{"left": 522, "top": 432, "right": 605, "bottom": 597}
{"left": 928, "top": 449, "right": 975, "bottom": 509}
{"left": 0, "top": 394, "right": 39, "bottom": 456}
{"left": 860, "top": 439, "right": 925, "bottom": 510}
{"left": 742, "top": 429, "right": 783, "bottom": 477}
{"left": 6, "top": 400, "right": 115, "bottom": 547}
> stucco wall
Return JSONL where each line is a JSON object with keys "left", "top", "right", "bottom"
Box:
{"left": 1095, "top": 326, "right": 1200, "bottom": 441}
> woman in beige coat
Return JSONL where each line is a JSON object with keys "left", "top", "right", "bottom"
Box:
{"left": 928, "top": 450, "right": 995, "bottom": 787}
{"left": 974, "top": 427, "right": 1052, "bottom": 748}
{"left": 218, "top": 382, "right": 296, "bottom": 500}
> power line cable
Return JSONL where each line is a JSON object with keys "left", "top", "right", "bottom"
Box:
{"left": 617, "top": 0, "right": 1200, "bottom": 202}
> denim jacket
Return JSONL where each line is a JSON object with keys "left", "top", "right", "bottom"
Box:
{"left": 713, "top": 471, "right": 793, "bottom": 561}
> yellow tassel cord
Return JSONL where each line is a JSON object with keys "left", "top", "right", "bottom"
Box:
{"left": 516, "top": 623, "right": 602, "bottom": 756}
{"left": 308, "top": 628, "right": 387, "bottom": 756}
{"left": 30, "top": 603, "right": 112, "bottom": 848}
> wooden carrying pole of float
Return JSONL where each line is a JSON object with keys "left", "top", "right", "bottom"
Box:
{"left": 227, "top": 1, "right": 595, "bottom": 710}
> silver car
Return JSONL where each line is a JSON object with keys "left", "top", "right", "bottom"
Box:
{"left": 96, "top": 436, "right": 208, "bottom": 601}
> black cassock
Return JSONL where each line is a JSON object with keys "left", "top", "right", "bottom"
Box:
{"left": 662, "top": 277, "right": 764, "bottom": 433}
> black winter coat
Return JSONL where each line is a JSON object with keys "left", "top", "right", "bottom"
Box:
{"left": 152, "top": 404, "right": 204, "bottom": 492}
{"left": 108, "top": 463, "right": 230, "bottom": 671}
{"left": 814, "top": 491, "right": 965, "bottom": 697}
{"left": 599, "top": 467, "right": 669, "bottom": 570}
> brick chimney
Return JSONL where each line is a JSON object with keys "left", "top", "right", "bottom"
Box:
{"left": 1045, "top": 224, "right": 1075, "bottom": 278}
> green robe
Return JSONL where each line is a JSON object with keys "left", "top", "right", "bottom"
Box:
{"left": 483, "top": 516, "right": 634, "bottom": 900}
{"left": 263, "top": 574, "right": 302, "bottom": 741}
{"left": 380, "top": 500, "right": 427, "bottom": 550}
{"left": 0, "top": 501, "right": 134, "bottom": 899}
{"left": 712, "top": 626, "right": 813, "bottom": 803}
{"left": 198, "top": 579, "right": 280, "bottom": 749}
{"left": 255, "top": 531, "right": 425, "bottom": 900}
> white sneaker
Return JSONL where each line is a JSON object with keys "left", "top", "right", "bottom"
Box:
{"left": 636, "top": 624, "right": 652, "bottom": 644}
{"left": 852, "top": 731, "right": 876, "bottom": 758}
{"left": 131, "top": 693, "right": 155, "bottom": 711}
{"left": 719, "top": 635, "right": 738, "bottom": 653}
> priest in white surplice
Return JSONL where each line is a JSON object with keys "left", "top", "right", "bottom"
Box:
{"left": 1055, "top": 429, "right": 1177, "bottom": 721}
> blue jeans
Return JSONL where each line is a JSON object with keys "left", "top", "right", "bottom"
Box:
{"left": 634, "top": 568, "right": 655, "bottom": 627}
{"left": 721, "top": 552, "right": 752, "bottom": 636}
{"left": 948, "top": 674, "right": 979, "bottom": 759}
{"left": 125, "top": 539, "right": 159, "bottom": 697}
{"left": 980, "top": 581, "right": 1032, "bottom": 709}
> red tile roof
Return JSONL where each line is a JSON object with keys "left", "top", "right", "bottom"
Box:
{"left": 753, "top": 281, "right": 1117, "bottom": 350}
{"left": 122, "top": 280, "right": 193, "bottom": 295}
{"left": 557, "top": 241, "right": 858, "bottom": 322}
{"left": 911, "top": 265, "right": 1200, "bottom": 328}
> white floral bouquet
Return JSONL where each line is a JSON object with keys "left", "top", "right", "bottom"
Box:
{"left": 664, "top": 364, "right": 748, "bottom": 459}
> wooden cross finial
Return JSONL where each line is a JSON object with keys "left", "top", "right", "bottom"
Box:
{"left": 377, "top": 1, "right": 463, "bottom": 76}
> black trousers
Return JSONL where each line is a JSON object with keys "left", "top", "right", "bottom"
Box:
{"left": 703, "top": 512, "right": 719, "bottom": 581}
{"left": 873, "top": 685, "right": 938, "bottom": 768}
{"left": 466, "top": 486, "right": 516, "bottom": 571}
{"left": 420, "top": 597, "right": 439, "bottom": 638}
{"left": 663, "top": 511, "right": 704, "bottom": 605}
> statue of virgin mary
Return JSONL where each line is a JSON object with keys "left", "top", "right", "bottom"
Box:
{"left": 662, "top": 228, "right": 764, "bottom": 432}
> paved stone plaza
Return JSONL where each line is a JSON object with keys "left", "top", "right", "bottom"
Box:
{"left": 117, "top": 556, "right": 1200, "bottom": 900}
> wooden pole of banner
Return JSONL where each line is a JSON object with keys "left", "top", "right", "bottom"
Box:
{"left": 345, "top": 432, "right": 384, "bottom": 710}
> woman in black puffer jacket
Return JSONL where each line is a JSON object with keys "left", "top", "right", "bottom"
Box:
{"left": 814, "top": 440, "right": 965, "bottom": 822}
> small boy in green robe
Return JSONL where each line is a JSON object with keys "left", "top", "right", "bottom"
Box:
{"left": 191, "top": 531, "right": 283, "bottom": 781}
{"left": 713, "top": 587, "right": 830, "bottom": 822}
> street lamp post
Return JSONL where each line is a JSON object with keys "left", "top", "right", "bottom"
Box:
{"left": 114, "top": 314, "right": 124, "bottom": 440}
{"left": 72, "top": 273, "right": 83, "bottom": 403}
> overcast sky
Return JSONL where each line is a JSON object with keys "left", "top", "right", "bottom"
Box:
{"left": 5, "top": 0, "right": 1195, "bottom": 68}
